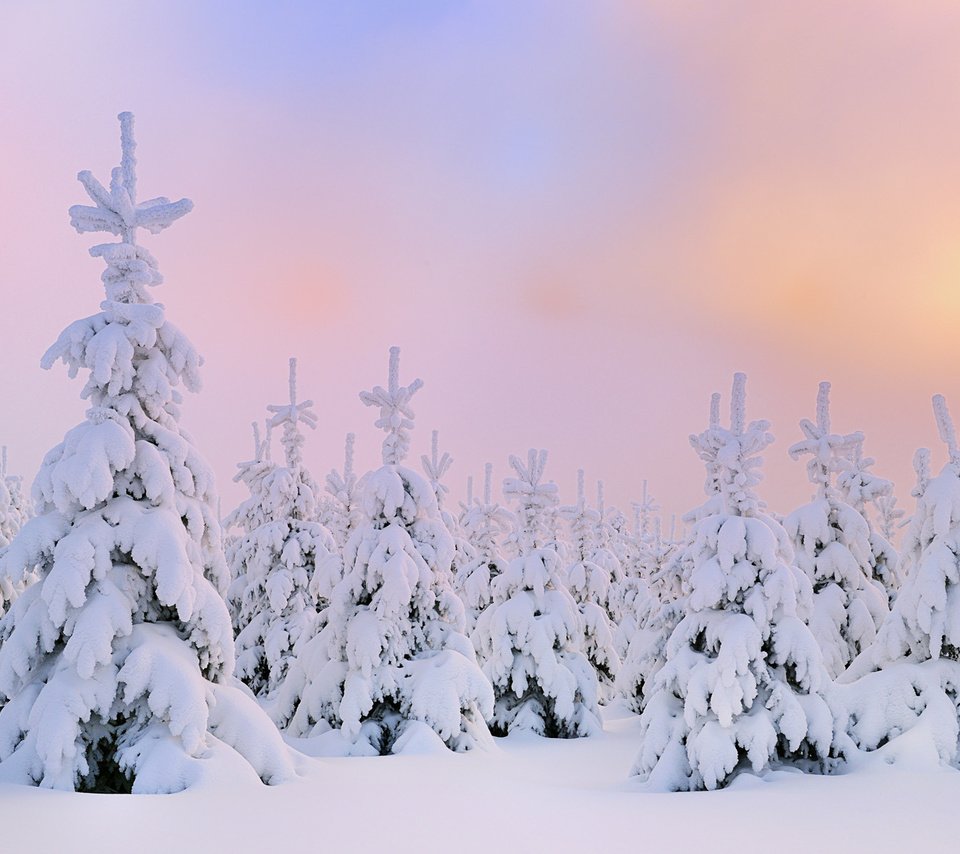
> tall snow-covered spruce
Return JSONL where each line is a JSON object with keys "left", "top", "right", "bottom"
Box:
{"left": 227, "top": 359, "right": 338, "bottom": 727}
{"left": 633, "top": 374, "right": 839, "bottom": 791}
{"left": 0, "top": 113, "right": 294, "bottom": 793}
{"left": 473, "top": 450, "right": 602, "bottom": 737}
{"left": 289, "top": 347, "right": 492, "bottom": 753}
{"left": 783, "top": 383, "right": 888, "bottom": 678}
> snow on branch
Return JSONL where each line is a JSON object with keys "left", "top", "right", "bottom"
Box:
{"left": 689, "top": 374, "right": 772, "bottom": 515}
{"left": 422, "top": 430, "right": 453, "bottom": 509}
{"left": 933, "top": 394, "right": 960, "bottom": 467}
{"left": 69, "top": 112, "right": 193, "bottom": 245}
{"left": 788, "top": 381, "right": 863, "bottom": 498}
{"left": 267, "top": 357, "right": 317, "bottom": 470}
{"left": 359, "top": 346, "right": 424, "bottom": 465}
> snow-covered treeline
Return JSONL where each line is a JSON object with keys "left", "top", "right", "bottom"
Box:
{"left": 2, "top": 112, "right": 960, "bottom": 798}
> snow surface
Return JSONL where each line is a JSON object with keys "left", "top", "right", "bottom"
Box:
{"left": 0, "top": 703, "right": 957, "bottom": 854}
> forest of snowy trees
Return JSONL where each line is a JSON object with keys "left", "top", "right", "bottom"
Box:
{"left": 1, "top": 113, "right": 960, "bottom": 796}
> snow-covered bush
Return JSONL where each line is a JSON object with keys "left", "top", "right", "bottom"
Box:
{"left": 473, "top": 450, "right": 601, "bottom": 737}
{"left": 784, "top": 383, "right": 888, "bottom": 678}
{"left": 0, "top": 114, "right": 293, "bottom": 793}
{"left": 226, "top": 359, "right": 338, "bottom": 727}
{"left": 288, "top": 348, "right": 492, "bottom": 753}
{"left": 633, "top": 374, "right": 839, "bottom": 791}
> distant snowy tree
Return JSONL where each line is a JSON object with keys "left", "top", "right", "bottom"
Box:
{"left": 783, "top": 383, "right": 889, "bottom": 678}
{"left": 633, "top": 374, "right": 839, "bottom": 791}
{"left": 322, "top": 432, "right": 357, "bottom": 553}
{"left": 422, "top": 430, "right": 475, "bottom": 583}
{"left": 0, "top": 113, "right": 293, "bottom": 793}
{"left": 0, "top": 448, "right": 30, "bottom": 549}
{"left": 875, "top": 492, "right": 906, "bottom": 544}
{"left": 289, "top": 347, "right": 492, "bottom": 754}
{"left": 223, "top": 422, "right": 275, "bottom": 625}
{"left": 455, "top": 464, "right": 511, "bottom": 635}
{"left": 227, "top": 359, "right": 338, "bottom": 727}
{"left": 616, "top": 515, "right": 678, "bottom": 713}
{"left": 473, "top": 450, "right": 601, "bottom": 737}
{"left": 837, "top": 438, "right": 902, "bottom": 607}
{"left": 560, "top": 470, "right": 620, "bottom": 701}
{"left": 841, "top": 396, "right": 960, "bottom": 764}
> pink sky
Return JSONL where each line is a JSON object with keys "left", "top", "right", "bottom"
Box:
{"left": 3, "top": 2, "right": 960, "bottom": 525}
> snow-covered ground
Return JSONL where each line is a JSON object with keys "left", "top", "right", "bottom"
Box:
{"left": 1, "top": 704, "right": 956, "bottom": 854}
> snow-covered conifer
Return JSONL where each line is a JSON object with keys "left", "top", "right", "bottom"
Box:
{"left": 289, "top": 347, "right": 492, "bottom": 753}
{"left": 561, "top": 470, "right": 620, "bottom": 701}
{"left": 227, "top": 359, "right": 338, "bottom": 726}
{"left": 0, "top": 448, "right": 30, "bottom": 549}
{"left": 422, "top": 430, "right": 475, "bottom": 582}
{"left": 323, "top": 432, "right": 357, "bottom": 553}
{"left": 633, "top": 374, "right": 838, "bottom": 791}
{"left": 0, "top": 113, "right": 293, "bottom": 792}
{"left": 837, "top": 440, "right": 902, "bottom": 607}
{"left": 783, "top": 383, "right": 888, "bottom": 678}
{"left": 841, "top": 396, "right": 960, "bottom": 763}
{"left": 473, "top": 450, "right": 601, "bottom": 737}
{"left": 455, "top": 464, "right": 511, "bottom": 634}
{"left": 616, "top": 515, "right": 679, "bottom": 713}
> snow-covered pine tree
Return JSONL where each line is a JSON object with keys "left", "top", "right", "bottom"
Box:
{"left": 0, "top": 113, "right": 293, "bottom": 792}
{"left": 473, "top": 449, "right": 601, "bottom": 737}
{"left": 837, "top": 436, "right": 902, "bottom": 607}
{"left": 289, "top": 347, "right": 492, "bottom": 753}
{"left": 560, "top": 470, "right": 620, "bottom": 702}
{"left": 783, "top": 383, "right": 889, "bottom": 678}
{"left": 323, "top": 432, "right": 357, "bottom": 553}
{"left": 223, "top": 421, "right": 275, "bottom": 626}
{"left": 841, "top": 396, "right": 960, "bottom": 763}
{"left": 227, "top": 359, "right": 338, "bottom": 727}
{"left": 422, "top": 430, "right": 476, "bottom": 583}
{"left": 455, "top": 463, "right": 511, "bottom": 635}
{"left": 633, "top": 374, "right": 838, "bottom": 791}
{"left": 0, "top": 448, "right": 30, "bottom": 549}
{"left": 619, "top": 411, "right": 721, "bottom": 717}
{"left": 616, "top": 515, "right": 678, "bottom": 713}
{"left": 592, "top": 480, "right": 627, "bottom": 618}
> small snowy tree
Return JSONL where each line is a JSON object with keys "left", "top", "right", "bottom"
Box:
{"left": 289, "top": 347, "right": 492, "bottom": 753}
{"left": 0, "top": 113, "right": 293, "bottom": 792}
{"left": 616, "top": 515, "right": 679, "bottom": 713}
{"left": 422, "top": 430, "right": 476, "bottom": 583}
{"left": 560, "top": 470, "right": 620, "bottom": 701}
{"left": 223, "top": 422, "right": 275, "bottom": 625}
{"left": 841, "top": 396, "right": 960, "bottom": 764}
{"left": 633, "top": 374, "right": 839, "bottom": 791}
{"left": 473, "top": 450, "right": 602, "bottom": 737}
{"left": 0, "top": 448, "right": 30, "bottom": 549}
{"left": 227, "top": 359, "right": 338, "bottom": 727}
{"left": 837, "top": 438, "right": 902, "bottom": 607}
{"left": 322, "top": 432, "right": 357, "bottom": 553}
{"left": 455, "top": 464, "right": 511, "bottom": 635}
{"left": 783, "top": 382, "right": 889, "bottom": 678}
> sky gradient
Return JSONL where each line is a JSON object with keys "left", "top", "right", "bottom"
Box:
{"left": 3, "top": 1, "right": 960, "bottom": 527}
